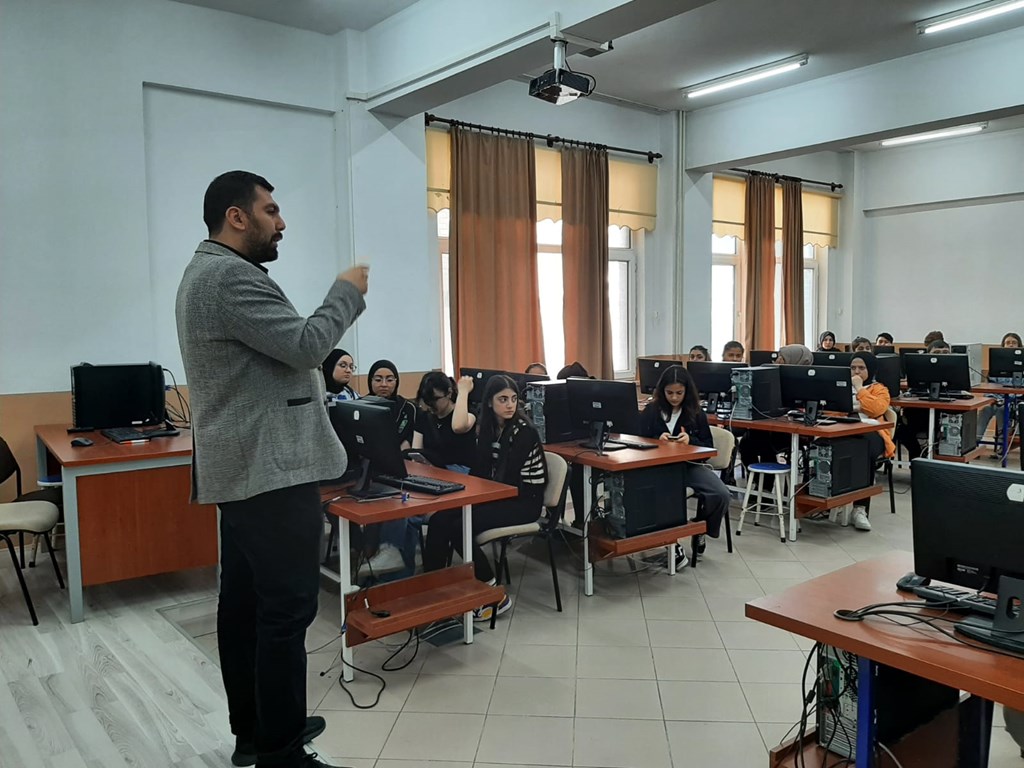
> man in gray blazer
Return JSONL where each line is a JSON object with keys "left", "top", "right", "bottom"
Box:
{"left": 176, "top": 171, "right": 367, "bottom": 768}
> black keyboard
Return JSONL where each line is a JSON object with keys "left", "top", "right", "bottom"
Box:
{"left": 101, "top": 426, "right": 180, "bottom": 443}
{"left": 905, "top": 390, "right": 973, "bottom": 401}
{"left": 375, "top": 474, "right": 466, "bottom": 495}
{"left": 904, "top": 583, "right": 997, "bottom": 617}
{"left": 605, "top": 439, "right": 658, "bottom": 450}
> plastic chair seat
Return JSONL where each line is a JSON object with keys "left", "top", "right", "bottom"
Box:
{"left": 0, "top": 501, "right": 59, "bottom": 533}
{"left": 748, "top": 463, "right": 790, "bottom": 474}
{"left": 475, "top": 521, "right": 542, "bottom": 545}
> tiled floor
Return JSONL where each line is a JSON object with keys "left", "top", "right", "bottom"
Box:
{"left": 4, "top": 458, "right": 1024, "bottom": 767}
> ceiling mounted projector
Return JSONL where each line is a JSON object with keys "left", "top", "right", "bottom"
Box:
{"left": 529, "top": 39, "right": 596, "bottom": 105}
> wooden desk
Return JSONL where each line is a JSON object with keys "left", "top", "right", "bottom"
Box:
{"left": 708, "top": 414, "right": 891, "bottom": 541}
{"left": 545, "top": 436, "right": 716, "bottom": 595}
{"left": 324, "top": 462, "right": 515, "bottom": 682}
{"left": 892, "top": 395, "right": 994, "bottom": 463}
{"left": 972, "top": 384, "right": 1024, "bottom": 468}
{"left": 34, "top": 424, "right": 217, "bottom": 623}
{"left": 747, "top": 552, "right": 1024, "bottom": 768}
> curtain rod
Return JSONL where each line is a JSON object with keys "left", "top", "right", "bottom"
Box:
{"left": 425, "top": 113, "right": 662, "bottom": 164}
{"left": 730, "top": 167, "right": 844, "bottom": 193}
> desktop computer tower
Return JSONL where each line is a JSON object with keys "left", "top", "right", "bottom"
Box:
{"left": 808, "top": 438, "right": 872, "bottom": 498}
{"left": 937, "top": 411, "right": 978, "bottom": 457}
{"left": 525, "top": 380, "right": 579, "bottom": 444}
{"left": 816, "top": 645, "right": 959, "bottom": 760}
{"left": 603, "top": 465, "right": 685, "bottom": 538}
{"left": 950, "top": 343, "right": 983, "bottom": 386}
{"left": 731, "top": 366, "right": 782, "bottom": 420}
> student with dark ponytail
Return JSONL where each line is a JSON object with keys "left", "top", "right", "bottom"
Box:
{"left": 412, "top": 371, "right": 476, "bottom": 471}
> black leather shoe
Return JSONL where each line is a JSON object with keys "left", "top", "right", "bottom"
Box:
{"left": 232, "top": 716, "right": 327, "bottom": 767}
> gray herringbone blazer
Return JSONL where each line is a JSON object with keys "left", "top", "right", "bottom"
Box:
{"left": 175, "top": 240, "right": 365, "bottom": 504}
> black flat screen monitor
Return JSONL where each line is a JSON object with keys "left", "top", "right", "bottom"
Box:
{"left": 330, "top": 399, "right": 406, "bottom": 498}
{"left": 778, "top": 364, "right": 854, "bottom": 422}
{"left": 874, "top": 355, "right": 902, "bottom": 400}
{"left": 749, "top": 350, "right": 779, "bottom": 367}
{"left": 459, "top": 368, "right": 505, "bottom": 406}
{"left": 988, "top": 348, "right": 1024, "bottom": 386}
{"left": 514, "top": 372, "right": 549, "bottom": 392}
{"left": 898, "top": 346, "right": 927, "bottom": 375}
{"left": 903, "top": 353, "right": 971, "bottom": 397}
{"left": 71, "top": 362, "right": 166, "bottom": 429}
{"left": 567, "top": 378, "right": 640, "bottom": 449}
{"left": 812, "top": 351, "right": 855, "bottom": 368}
{"left": 873, "top": 345, "right": 896, "bottom": 356}
{"left": 687, "top": 361, "right": 743, "bottom": 396}
{"left": 637, "top": 358, "right": 675, "bottom": 395}
{"left": 911, "top": 460, "right": 1024, "bottom": 593}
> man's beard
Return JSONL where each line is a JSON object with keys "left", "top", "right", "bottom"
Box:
{"left": 246, "top": 231, "right": 280, "bottom": 263}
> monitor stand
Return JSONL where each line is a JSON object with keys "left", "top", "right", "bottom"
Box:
{"left": 955, "top": 575, "right": 1024, "bottom": 655}
{"left": 706, "top": 392, "right": 720, "bottom": 413}
{"left": 926, "top": 382, "right": 943, "bottom": 401}
{"left": 578, "top": 420, "right": 625, "bottom": 452}
{"left": 348, "top": 458, "right": 400, "bottom": 500}
{"left": 803, "top": 401, "right": 820, "bottom": 427}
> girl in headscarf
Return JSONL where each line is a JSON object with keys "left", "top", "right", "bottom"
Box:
{"left": 816, "top": 331, "right": 837, "bottom": 351}
{"left": 778, "top": 344, "right": 814, "bottom": 366}
{"left": 321, "top": 349, "right": 359, "bottom": 400}
{"left": 366, "top": 359, "right": 416, "bottom": 450}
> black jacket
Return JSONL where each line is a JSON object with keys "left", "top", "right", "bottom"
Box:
{"left": 637, "top": 402, "right": 714, "bottom": 448}
{"left": 472, "top": 416, "right": 546, "bottom": 491}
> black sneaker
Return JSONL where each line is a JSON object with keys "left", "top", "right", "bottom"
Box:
{"left": 234, "top": 716, "right": 327, "bottom": 767}
{"left": 642, "top": 544, "right": 689, "bottom": 569}
{"left": 299, "top": 754, "right": 351, "bottom": 767}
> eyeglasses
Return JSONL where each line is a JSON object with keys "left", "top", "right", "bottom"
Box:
{"left": 337, "top": 361, "right": 356, "bottom": 371}
{"left": 372, "top": 375, "right": 397, "bottom": 384}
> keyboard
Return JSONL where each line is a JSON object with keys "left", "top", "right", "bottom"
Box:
{"left": 101, "top": 426, "right": 180, "bottom": 443}
{"left": 905, "top": 390, "right": 973, "bottom": 401}
{"left": 605, "top": 439, "right": 658, "bottom": 450}
{"left": 897, "top": 581, "right": 997, "bottom": 617}
{"left": 375, "top": 474, "right": 466, "bottom": 495}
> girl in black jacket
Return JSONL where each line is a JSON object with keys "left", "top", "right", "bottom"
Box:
{"left": 423, "top": 375, "right": 547, "bottom": 619}
{"left": 637, "top": 365, "right": 730, "bottom": 551}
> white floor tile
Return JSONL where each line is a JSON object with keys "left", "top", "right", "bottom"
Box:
{"left": 646, "top": 620, "right": 724, "bottom": 649}
{"left": 575, "top": 678, "right": 663, "bottom": 720}
{"left": 379, "top": 712, "right": 485, "bottom": 762}
{"left": 576, "top": 645, "right": 655, "bottom": 680}
{"left": 316, "top": 672, "right": 415, "bottom": 712}
{"left": 311, "top": 710, "right": 398, "bottom": 760}
{"left": 741, "top": 682, "right": 807, "bottom": 724}
{"left": 475, "top": 714, "right": 574, "bottom": 765}
{"left": 666, "top": 720, "right": 767, "bottom": 767}
{"left": 573, "top": 717, "right": 671, "bottom": 768}
{"left": 652, "top": 647, "right": 736, "bottom": 682}
{"left": 640, "top": 596, "right": 713, "bottom": 621}
{"left": 576, "top": 618, "right": 651, "bottom": 647}
{"left": 728, "top": 649, "right": 810, "bottom": 684}
{"left": 659, "top": 681, "right": 753, "bottom": 722}
{"left": 488, "top": 676, "right": 576, "bottom": 717}
{"left": 403, "top": 674, "right": 495, "bottom": 714}
{"left": 498, "top": 644, "right": 578, "bottom": 678}
{"left": 716, "top": 620, "right": 801, "bottom": 651}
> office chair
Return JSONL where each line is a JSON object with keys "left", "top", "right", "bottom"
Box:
{"left": 473, "top": 453, "right": 570, "bottom": 612}
{"left": 700, "top": 426, "right": 735, "bottom": 553}
{"left": 0, "top": 436, "right": 63, "bottom": 568}
{"left": 0, "top": 500, "right": 65, "bottom": 625}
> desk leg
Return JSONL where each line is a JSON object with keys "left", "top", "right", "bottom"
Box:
{"left": 1001, "top": 397, "right": 1012, "bottom": 468}
{"left": 958, "top": 695, "right": 993, "bottom": 768}
{"left": 63, "top": 466, "right": 84, "bottom": 623}
{"left": 339, "top": 519, "right": 354, "bottom": 683}
{"left": 855, "top": 656, "right": 875, "bottom": 768}
{"left": 462, "top": 504, "right": 474, "bottom": 645}
{"left": 788, "top": 433, "right": 799, "bottom": 542}
{"left": 926, "top": 408, "right": 936, "bottom": 459}
{"left": 583, "top": 465, "right": 594, "bottom": 597}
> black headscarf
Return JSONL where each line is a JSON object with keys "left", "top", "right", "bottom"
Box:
{"left": 367, "top": 359, "right": 400, "bottom": 398}
{"left": 321, "top": 349, "right": 350, "bottom": 394}
{"left": 557, "top": 361, "right": 591, "bottom": 379}
{"left": 851, "top": 351, "right": 877, "bottom": 384}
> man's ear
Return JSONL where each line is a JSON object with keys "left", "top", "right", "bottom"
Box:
{"left": 224, "top": 205, "right": 247, "bottom": 232}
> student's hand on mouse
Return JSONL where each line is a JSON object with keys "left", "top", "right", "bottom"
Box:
{"left": 339, "top": 264, "right": 370, "bottom": 294}
{"left": 458, "top": 375, "right": 475, "bottom": 394}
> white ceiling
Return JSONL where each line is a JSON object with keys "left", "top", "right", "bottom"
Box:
{"left": 169, "top": 0, "right": 419, "bottom": 33}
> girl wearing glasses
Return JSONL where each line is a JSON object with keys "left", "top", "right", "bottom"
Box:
{"left": 412, "top": 371, "right": 476, "bottom": 472}
{"left": 321, "top": 349, "right": 360, "bottom": 401}
{"left": 366, "top": 359, "right": 416, "bottom": 450}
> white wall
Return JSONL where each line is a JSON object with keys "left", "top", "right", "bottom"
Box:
{"left": 855, "top": 127, "right": 1024, "bottom": 344}
{"left": 0, "top": 0, "right": 343, "bottom": 394}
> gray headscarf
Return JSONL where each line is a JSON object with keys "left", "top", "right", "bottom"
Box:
{"left": 777, "top": 344, "right": 813, "bottom": 366}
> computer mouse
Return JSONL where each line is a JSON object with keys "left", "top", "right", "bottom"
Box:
{"left": 896, "top": 572, "right": 931, "bottom": 592}
{"left": 70, "top": 437, "right": 93, "bottom": 447}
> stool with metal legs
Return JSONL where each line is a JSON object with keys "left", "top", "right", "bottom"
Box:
{"left": 736, "top": 463, "right": 789, "bottom": 542}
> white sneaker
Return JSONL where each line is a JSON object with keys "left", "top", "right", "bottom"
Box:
{"left": 474, "top": 594, "right": 513, "bottom": 622}
{"left": 829, "top": 505, "right": 851, "bottom": 527}
{"left": 851, "top": 507, "right": 872, "bottom": 531}
{"left": 358, "top": 544, "right": 405, "bottom": 578}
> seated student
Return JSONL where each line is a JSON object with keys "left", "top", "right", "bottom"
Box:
{"left": 321, "top": 348, "right": 359, "bottom": 400}
{"left": 839, "top": 352, "right": 895, "bottom": 532}
{"left": 423, "top": 375, "right": 546, "bottom": 620}
{"left": 525, "top": 362, "right": 548, "bottom": 376}
{"left": 895, "top": 339, "right": 953, "bottom": 458}
{"left": 722, "top": 340, "right": 745, "bottom": 362}
{"left": 977, "top": 332, "right": 1023, "bottom": 444}
{"left": 688, "top": 345, "right": 710, "bottom": 363}
{"left": 817, "top": 331, "right": 837, "bottom": 351}
{"left": 636, "top": 365, "right": 730, "bottom": 561}
{"left": 923, "top": 330, "right": 945, "bottom": 347}
{"left": 412, "top": 371, "right": 476, "bottom": 471}
{"left": 875, "top": 332, "right": 894, "bottom": 347}
{"left": 557, "top": 360, "right": 592, "bottom": 518}
{"left": 851, "top": 336, "right": 873, "bottom": 354}
{"left": 367, "top": 359, "right": 416, "bottom": 450}
{"left": 927, "top": 339, "right": 951, "bottom": 354}
{"left": 778, "top": 343, "right": 814, "bottom": 366}
{"left": 557, "top": 361, "right": 590, "bottom": 379}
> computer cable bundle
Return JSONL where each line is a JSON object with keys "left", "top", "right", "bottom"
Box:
{"left": 162, "top": 367, "right": 191, "bottom": 427}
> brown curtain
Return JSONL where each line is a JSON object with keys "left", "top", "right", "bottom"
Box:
{"left": 449, "top": 126, "right": 544, "bottom": 372}
{"left": 561, "top": 146, "right": 612, "bottom": 379}
{"left": 743, "top": 174, "right": 776, "bottom": 353}
{"left": 781, "top": 179, "right": 804, "bottom": 346}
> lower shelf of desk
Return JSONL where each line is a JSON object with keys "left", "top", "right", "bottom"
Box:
{"left": 343, "top": 564, "right": 504, "bottom": 647}
{"left": 933, "top": 445, "right": 986, "bottom": 463}
{"left": 589, "top": 520, "right": 707, "bottom": 562}
{"left": 795, "top": 484, "right": 883, "bottom": 515}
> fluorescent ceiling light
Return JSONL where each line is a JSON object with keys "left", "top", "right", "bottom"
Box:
{"left": 917, "top": 0, "right": 1024, "bottom": 34}
{"left": 880, "top": 123, "right": 988, "bottom": 146}
{"left": 683, "top": 54, "right": 808, "bottom": 99}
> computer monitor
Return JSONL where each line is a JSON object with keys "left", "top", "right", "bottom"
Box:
{"left": 988, "top": 348, "right": 1024, "bottom": 387}
{"left": 686, "top": 361, "right": 743, "bottom": 410}
{"left": 637, "top": 358, "right": 674, "bottom": 395}
{"left": 459, "top": 368, "right": 505, "bottom": 406}
{"left": 873, "top": 345, "right": 896, "bottom": 357}
{"left": 812, "top": 351, "right": 855, "bottom": 368}
{"left": 71, "top": 362, "right": 166, "bottom": 429}
{"left": 903, "top": 353, "right": 971, "bottom": 400}
{"left": 749, "top": 350, "right": 779, "bottom": 367}
{"left": 898, "top": 346, "right": 927, "bottom": 375}
{"left": 567, "top": 378, "right": 640, "bottom": 450}
{"left": 330, "top": 399, "right": 406, "bottom": 498}
{"left": 778, "top": 364, "right": 854, "bottom": 424}
{"left": 874, "top": 355, "right": 902, "bottom": 400}
{"left": 514, "top": 372, "right": 549, "bottom": 392}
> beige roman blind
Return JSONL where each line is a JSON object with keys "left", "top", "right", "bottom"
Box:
{"left": 427, "top": 127, "right": 658, "bottom": 230}
{"left": 712, "top": 175, "right": 838, "bottom": 247}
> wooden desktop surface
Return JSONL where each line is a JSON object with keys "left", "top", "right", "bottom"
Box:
{"left": 544, "top": 434, "right": 716, "bottom": 470}
{"left": 324, "top": 461, "right": 517, "bottom": 525}
{"left": 746, "top": 551, "right": 1024, "bottom": 710}
{"left": 36, "top": 423, "right": 194, "bottom": 466}
{"left": 972, "top": 383, "right": 1024, "bottom": 396}
{"left": 707, "top": 414, "right": 890, "bottom": 439}
{"left": 892, "top": 395, "right": 993, "bottom": 412}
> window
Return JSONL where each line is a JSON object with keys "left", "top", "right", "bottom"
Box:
{"left": 437, "top": 211, "right": 638, "bottom": 377}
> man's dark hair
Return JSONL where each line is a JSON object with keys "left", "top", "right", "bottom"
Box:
{"left": 203, "top": 171, "right": 273, "bottom": 235}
